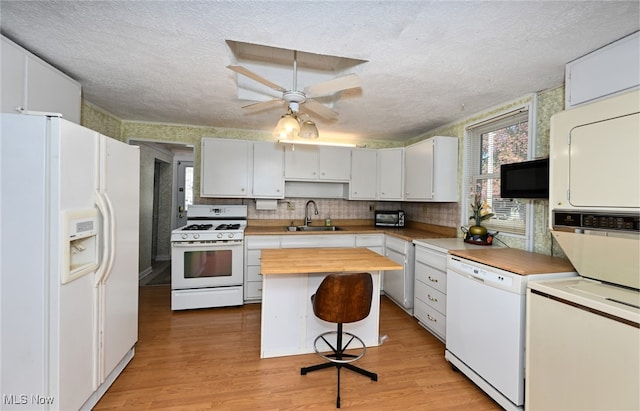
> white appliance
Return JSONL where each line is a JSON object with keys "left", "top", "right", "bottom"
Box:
{"left": 445, "top": 254, "right": 575, "bottom": 411}
{"left": 525, "top": 89, "right": 640, "bottom": 410}
{"left": 0, "top": 113, "right": 140, "bottom": 410}
{"left": 171, "top": 204, "right": 246, "bottom": 310}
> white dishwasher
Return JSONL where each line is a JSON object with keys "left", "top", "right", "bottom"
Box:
{"left": 445, "top": 253, "right": 575, "bottom": 411}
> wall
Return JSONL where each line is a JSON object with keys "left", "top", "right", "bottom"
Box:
{"left": 81, "top": 86, "right": 567, "bottom": 258}
{"left": 405, "top": 86, "right": 565, "bottom": 254}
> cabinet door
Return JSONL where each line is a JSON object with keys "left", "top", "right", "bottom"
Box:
{"left": 201, "top": 138, "right": 250, "bottom": 197}
{"left": 26, "top": 54, "right": 81, "bottom": 124}
{"left": 252, "top": 142, "right": 284, "bottom": 198}
{"left": 378, "top": 148, "right": 404, "bottom": 200}
{"left": 350, "top": 149, "right": 377, "bottom": 199}
{"left": 430, "top": 136, "right": 459, "bottom": 201}
{"left": 284, "top": 145, "right": 319, "bottom": 179}
{"left": 405, "top": 139, "right": 433, "bottom": 200}
{"left": 1, "top": 37, "right": 25, "bottom": 114}
{"left": 318, "top": 146, "right": 351, "bottom": 180}
{"left": 566, "top": 31, "right": 640, "bottom": 108}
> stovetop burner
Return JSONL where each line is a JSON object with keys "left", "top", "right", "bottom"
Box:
{"left": 216, "top": 223, "right": 241, "bottom": 230}
{"left": 182, "top": 224, "right": 213, "bottom": 231}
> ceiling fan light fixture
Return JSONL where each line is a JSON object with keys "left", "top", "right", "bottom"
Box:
{"left": 298, "top": 118, "right": 319, "bottom": 139}
{"left": 272, "top": 111, "right": 300, "bottom": 139}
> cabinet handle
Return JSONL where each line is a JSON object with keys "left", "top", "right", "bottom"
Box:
{"left": 428, "top": 276, "right": 438, "bottom": 283}
{"left": 427, "top": 314, "right": 437, "bottom": 323}
{"left": 427, "top": 294, "right": 438, "bottom": 302}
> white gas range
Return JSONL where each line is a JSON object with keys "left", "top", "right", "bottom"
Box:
{"left": 171, "top": 205, "right": 247, "bottom": 310}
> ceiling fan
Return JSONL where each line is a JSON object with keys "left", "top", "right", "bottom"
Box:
{"left": 227, "top": 50, "right": 362, "bottom": 121}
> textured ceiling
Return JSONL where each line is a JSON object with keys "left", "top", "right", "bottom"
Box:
{"left": 1, "top": 1, "right": 638, "bottom": 143}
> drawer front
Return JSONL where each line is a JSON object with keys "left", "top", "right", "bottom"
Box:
{"left": 245, "top": 235, "right": 281, "bottom": 249}
{"left": 414, "top": 300, "right": 446, "bottom": 340}
{"left": 245, "top": 281, "right": 263, "bottom": 300}
{"left": 415, "top": 246, "right": 446, "bottom": 271}
{"left": 246, "top": 265, "right": 263, "bottom": 282}
{"left": 385, "top": 236, "right": 407, "bottom": 253}
{"left": 280, "top": 234, "right": 355, "bottom": 248}
{"left": 247, "top": 249, "right": 261, "bottom": 266}
{"left": 415, "top": 261, "right": 447, "bottom": 294}
{"left": 415, "top": 281, "right": 446, "bottom": 314}
{"left": 356, "top": 234, "right": 385, "bottom": 247}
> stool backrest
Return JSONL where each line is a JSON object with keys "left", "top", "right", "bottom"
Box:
{"left": 312, "top": 272, "right": 373, "bottom": 324}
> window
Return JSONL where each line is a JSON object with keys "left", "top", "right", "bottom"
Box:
{"left": 464, "top": 104, "right": 534, "bottom": 236}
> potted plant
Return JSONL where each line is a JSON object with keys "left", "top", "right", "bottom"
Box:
{"left": 468, "top": 186, "right": 494, "bottom": 237}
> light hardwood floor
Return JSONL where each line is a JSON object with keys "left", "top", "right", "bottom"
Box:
{"left": 94, "top": 285, "right": 501, "bottom": 410}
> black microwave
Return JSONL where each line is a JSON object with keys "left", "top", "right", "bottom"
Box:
{"left": 375, "top": 210, "right": 405, "bottom": 227}
{"left": 500, "top": 158, "right": 549, "bottom": 199}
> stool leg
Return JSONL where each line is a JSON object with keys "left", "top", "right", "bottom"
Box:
{"left": 336, "top": 364, "right": 341, "bottom": 408}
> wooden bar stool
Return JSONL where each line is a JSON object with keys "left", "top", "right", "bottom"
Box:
{"left": 300, "top": 272, "right": 378, "bottom": 408}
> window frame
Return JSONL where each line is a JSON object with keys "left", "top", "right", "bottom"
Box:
{"left": 462, "top": 97, "right": 537, "bottom": 245}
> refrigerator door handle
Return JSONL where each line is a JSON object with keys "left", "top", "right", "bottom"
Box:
{"left": 94, "top": 191, "right": 112, "bottom": 287}
{"left": 101, "top": 192, "right": 117, "bottom": 285}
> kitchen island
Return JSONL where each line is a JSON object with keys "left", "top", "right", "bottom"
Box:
{"left": 259, "top": 248, "right": 402, "bottom": 358}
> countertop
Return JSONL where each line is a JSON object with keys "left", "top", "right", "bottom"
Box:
{"left": 449, "top": 248, "right": 575, "bottom": 275}
{"left": 245, "top": 220, "right": 457, "bottom": 242}
{"left": 260, "top": 247, "right": 403, "bottom": 275}
{"left": 413, "top": 237, "right": 499, "bottom": 252}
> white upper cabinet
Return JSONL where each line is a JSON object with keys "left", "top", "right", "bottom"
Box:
{"left": 284, "top": 145, "right": 351, "bottom": 181}
{"left": 201, "top": 138, "right": 250, "bottom": 197}
{"left": 565, "top": 31, "right": 639, "bottom": 108}
{"left": 284, "top": 145, "right": 318, "bottom": 179}
{"left": 404, "top": 136, "right": 458, "bottom": 202}
{"left": 378, "top": 147, "right": 404, "bottom": 200}
{"left": 252, "top": 142, "right": 284, "bottom": 198}
{"left": 350, "top": 148, "right": 378, "bottom": 200}
{"left": 1, "top": 36, "right": 81, "bottom": 123}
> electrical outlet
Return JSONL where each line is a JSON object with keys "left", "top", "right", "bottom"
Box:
{"left": 369, "top": 204, "right": 375, "bottom": 211}
{"left": 287, "top": 201, "right": 295, "bottom": 211}
{"left": 422, "top": 206, "right": 428, "bottom": 214}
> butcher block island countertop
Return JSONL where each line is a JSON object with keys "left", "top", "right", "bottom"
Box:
{"left": 260, "top": 247, "right": 403, "bottom": 275}
{"left": 449, "top": 248, "right": 575, "bottom": 275}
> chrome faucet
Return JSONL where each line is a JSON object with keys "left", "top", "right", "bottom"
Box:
{"left": 304, "top": 200, "right": 319, "bottom": 226}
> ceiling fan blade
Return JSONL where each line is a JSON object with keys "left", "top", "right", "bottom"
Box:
{"left": 241, "top": 99, "right": 285, "bottom": 111}
{"left": 227, "top": 65, "right": 287, "bottom": 92}
{"left": 303, "top": 99, "right": 339, "bottom": 120}
{"left": 304, "top": 73, "right": 362, "bottom": 98}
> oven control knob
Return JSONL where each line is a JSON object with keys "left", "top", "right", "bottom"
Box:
{"left": 193, "top": 233, "right": 200, "bottom": 239}
{"left": 228, "top": 233, "right": 235, "bottom": 239}
{"left": 217, "top": 233, "right": 223, "bottom": 239}
{"left": 181, "top": 234, "right": 188, "bottom": 239}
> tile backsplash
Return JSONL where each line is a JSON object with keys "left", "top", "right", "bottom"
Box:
{"left": 199, "top": 197, "right": 460, "bottom": 228}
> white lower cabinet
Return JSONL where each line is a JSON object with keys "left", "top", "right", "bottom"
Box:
{"left": 355, "top": 234, "right": 384, "bottom": 255}
{"left": 244, "top": 236, "right": 281, "bottom": 303}
{"left": 383, "top": 236, "right": 415, "bottom": 314}
{"left": 280, "top": 234, "right": 355, "bottom": 249}
{"left": 245, "top": 234, "right": 356, "bottom": 303}
{"left": 413, "top": 244, "right": 448, "bottom": 341}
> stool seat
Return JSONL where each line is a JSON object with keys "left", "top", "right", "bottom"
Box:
{"left": 300, "top": 272, "right": 377, "bottom": 408}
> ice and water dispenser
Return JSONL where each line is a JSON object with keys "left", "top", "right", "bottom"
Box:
{"left": 62, "top": 208, "right": 99, "bottom": 284}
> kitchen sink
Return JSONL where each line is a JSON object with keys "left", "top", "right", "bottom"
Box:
{"left": 284, "top": 225, "right": 343, "bottom": 232}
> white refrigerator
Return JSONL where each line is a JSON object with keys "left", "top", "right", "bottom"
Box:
{"left": 0, "top": 113, "right": 139, "bottom": 410}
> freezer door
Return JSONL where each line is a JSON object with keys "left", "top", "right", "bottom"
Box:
{"left": 98, "top": 135, "right": 140, "bottom": 383}
{"left": 57, "top": 119, "right": 100, "bottom": 410}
